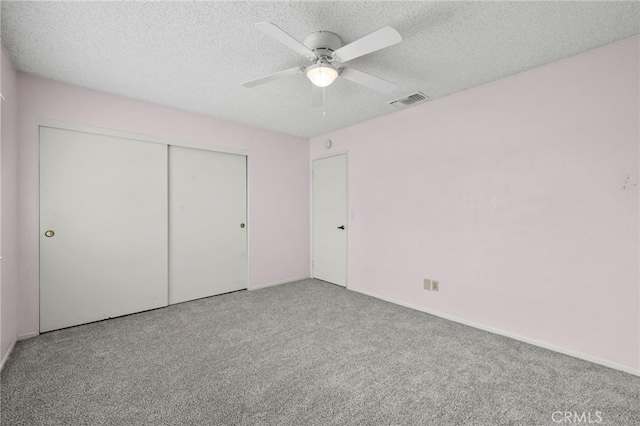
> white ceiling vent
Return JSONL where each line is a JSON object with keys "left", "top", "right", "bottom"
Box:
{"left": 388, "top": 91, "right": 429, "bottom": 109}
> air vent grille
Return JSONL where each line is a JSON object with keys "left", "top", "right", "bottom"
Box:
{"left": 388, "top": 91, "right": 429, "bottom": 109}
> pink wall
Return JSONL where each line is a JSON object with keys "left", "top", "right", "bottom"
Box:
{"left": 17, "top": 75, "right": 310, "bottom": 336}
{"left": 1, "top": 45, "right": 19, "bottom": 364}
{"left": 310, "top": 36, "right": 640, "bottom": 370}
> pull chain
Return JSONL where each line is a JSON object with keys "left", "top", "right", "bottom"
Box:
{"left": 322, "top": 86, "right": 326, "bottom": 116}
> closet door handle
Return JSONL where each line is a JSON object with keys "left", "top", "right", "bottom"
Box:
{"left": 337, "top": 225, "right": 345, "bottom": 230}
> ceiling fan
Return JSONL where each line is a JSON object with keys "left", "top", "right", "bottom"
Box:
{"left": 242, "top": 22, "right": 402, "bottom": 106}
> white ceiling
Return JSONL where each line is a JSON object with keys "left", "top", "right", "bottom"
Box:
{"left": 2, "top": 1, "right": 639, "bottom": 138}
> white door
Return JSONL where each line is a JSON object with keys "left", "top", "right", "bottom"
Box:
{"left": 39, "top": 126, "right": 168, "bottom": 332}
{"left": 168, "top": 146, "right": 247, "bottom": 304}
{"left": 313, "top": 154, "right": 347, "bottom": 286}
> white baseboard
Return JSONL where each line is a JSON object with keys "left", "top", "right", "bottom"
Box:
{"left": 350, "top": 287, "right": 640, "bottom": 377}
{"left": 0, "top": 337, "right": 16, "bottom": 371}
{"left": 249, "top": 276, "right": 310, "bottom": 291}
{"left": 18, "top": 332, "right": 39, "bottom": 341}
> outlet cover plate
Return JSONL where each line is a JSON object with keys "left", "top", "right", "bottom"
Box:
{"left": 432, "top": 280, "right": 439, "bottom": 291}
{"left": 423, "top": 279, "right": 431, "bottom": 291}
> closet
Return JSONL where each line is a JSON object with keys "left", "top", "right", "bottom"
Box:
{"left": 39, "top": 125, "right": 247, "bottom": 332}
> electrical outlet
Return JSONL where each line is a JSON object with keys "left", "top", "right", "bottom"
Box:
{"left": 423, "top": 279, "right": 431, "bottom": 291}
{"left": 432, "top": 280, "right": 439, "bottom": 291}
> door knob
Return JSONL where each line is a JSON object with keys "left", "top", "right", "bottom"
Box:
{"left": 337, "top": 225, "right": 345, "bottom": 230}
{"left": 44, "top": 230, "right": 55, "bottom": 238}
{"left": 240, "top": 223, "right": 246, "bottom": 228}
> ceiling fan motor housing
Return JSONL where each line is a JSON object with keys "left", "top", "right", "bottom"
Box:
{"left": 303, "top": 31, "right": 342, "bottom": 59}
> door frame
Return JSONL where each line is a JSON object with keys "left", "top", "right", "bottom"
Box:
{"left": 37, "top": 119, "right": 250, "bottom": 332}
{"left": 310, "top": 151, "right": 349, "bottom": 288}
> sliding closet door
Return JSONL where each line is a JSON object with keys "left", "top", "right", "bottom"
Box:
{"left": 39, "top": 127, "right": 168, "bottom": 332}
{"left": 169, "top": 146, "right": 247, "bottom": 304}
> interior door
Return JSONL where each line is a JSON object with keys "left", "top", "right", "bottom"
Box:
{"left": 39, "top": 126, "right": 168, "bottom": 332}
{"left": 313, "top": 154, "right": 347, "bottom": 286}
{"left": 168, "top": 146, "right": 248, "bottom": 304}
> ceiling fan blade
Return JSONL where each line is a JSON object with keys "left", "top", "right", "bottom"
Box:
{"left": 242, "top": 67, "right": 303, "bottom": 88}
{"left": 332, "top": 27, "right": 402, "bottom": 63}
{"left": 339, "top": 67, "right": 397, "bottom": 94}
{"left": 311, "top": 84, "right": 323, "bottom": 107}
{"left": 255, "top": 22, "right": 316, "bottom": 60}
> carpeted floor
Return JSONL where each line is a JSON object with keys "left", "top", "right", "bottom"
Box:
{"left": 1, "top": 279, "right": 639, "bottom": 425}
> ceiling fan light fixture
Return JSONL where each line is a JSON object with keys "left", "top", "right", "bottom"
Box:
{"left": 306, "top": 63, "right": 339, "bottom": 87}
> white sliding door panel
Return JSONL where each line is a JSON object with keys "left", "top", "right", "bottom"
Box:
{"left": 313, "top": 154, "right": 348, "bottom": 286}
{"left": 39, "top": 127, "right": 168, "bottom": 332}
{"left": 169, "top": 146, "right": 247, "bottom": 304}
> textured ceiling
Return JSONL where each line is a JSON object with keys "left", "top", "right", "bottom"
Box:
{"left": 2, "top": 1, "right": 639, "bottom": 138}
